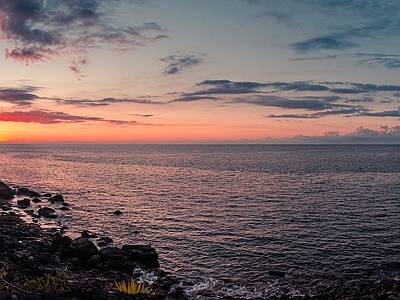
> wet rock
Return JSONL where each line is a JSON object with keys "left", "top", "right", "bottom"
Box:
{"left": 32, "top": 197, "right": 42, "bottom": 203}
{"left": 38, "top": 207, "right": 57, "bottom": 218}
{"left": 16, "top": 187, "right": 30, "bottom": 196}
{"left": 113, "top": 209, "right": 122, "bottom": 215}
{"left": 100, "top": 247, "right": 124, "bottom": 262}
{"left": 42, "top": 193, "right": 52, "bottom": 197}
{"left": 97, "top": 236, "right": 114, "bottom": 247}
{"left": 59, "top": 206, "right": 70, "bottom": 211}
{"left": 86, "top": 254, "right": 102, "bottom": 267}
{"left": 0, "top": 181, "right": 15, "bottom": 200}
{"left": 80, "top": 230, "right": 98, "bottom": 238}
{"left": 122, "top": 245, "right": 160, "bottom": 268}
{"left": 1, "top": 204, "right": 12, "bottom": 211}
{"left": 28, "top": 190, "right": 41, "bottom": 198}
{"left": 70, "top": 237, "right": 99, "bottom": 259}
{"left": 17, "top": 198, "right": 30, "bottom": 208}
{"left": 49, "top": 194, "right": 64, "bottom": 202}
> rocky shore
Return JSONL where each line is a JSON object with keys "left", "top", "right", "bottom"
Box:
{"left": 1, "top": 181, "right": 400, "bottom": 300}
{"left": 0, "top": 181, "right": 186, "bottom": 300}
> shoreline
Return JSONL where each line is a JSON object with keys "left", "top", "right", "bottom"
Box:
{"left": 1, "top": 181, "right": 400, "bottom": 300}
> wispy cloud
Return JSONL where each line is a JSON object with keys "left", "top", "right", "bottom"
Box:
{"left": 160, "top": 52, "right": 204, "bottom": 75}
{"left": 60, "top": 97, "right": 165, "bottom": 106}
{"left": 355, "top": 53, "right": 400, "bottom": 69}
{"left": 0, "top": 110, "right": 137, "bottom": 125}
{"left": 0, "top": 0, "right": 168, "bottom": 76}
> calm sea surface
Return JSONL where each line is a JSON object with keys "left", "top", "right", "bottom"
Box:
{"left": 0, "top": 144, "right": 399, "bottom": 298}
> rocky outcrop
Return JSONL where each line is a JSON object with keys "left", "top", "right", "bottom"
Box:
{"left": 0, "top": 181, "right": 14, "bottom": 200}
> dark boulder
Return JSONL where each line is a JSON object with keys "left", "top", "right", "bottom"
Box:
{"left": 113, "top": 210, "right": 122, "bottom": 215}
{"left": 49, "top": 194, "right": 64, "bottom": 202}
{"left": 28, "top": 190, "right": 41, "bottom": 198}
{"left": 70, "top": 237, "right": 99, "bottom": 259}
{"left": 38, "top": 207, "right": 57, "bottom": 218}
{"left": 17, "top": 198, "right": 30, "bottom": 208}
{"left": 16, "top": 187, "right": 30, "bottom": 196}
{"left": 32, "top": 197, "right": 42, "bottom": 203}
{"left": 42, "top": 193, "right": 52, "bottom": 197}
{"left": 122, "top": 245, "right": 160, "bottom": 268}
{"left": 1, "top": 204, "right": 12, "bottom": 211}
{"left": 86, "top": 254, "right": 102, "bottom": 267}
{"left": 100, "top": 247, "right": 124, "bottom": 262}
{"left": 0, "top": 181, "right": 14, "bottom": 200}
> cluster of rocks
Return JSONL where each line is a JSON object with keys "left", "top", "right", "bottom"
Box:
{"left": 1, "top": 183, "right": 69, "bottom": 220}
{"left": 0, "top": 181, "right": 186, "bottom": 300}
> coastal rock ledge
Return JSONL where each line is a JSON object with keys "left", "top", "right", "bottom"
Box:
{"left": 0, "top": 181, "right": 186, "bottom": 300}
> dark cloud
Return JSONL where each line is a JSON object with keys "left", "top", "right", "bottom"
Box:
{"left": 0, "top": 87, "right": 39, "bottom": 106}
{"left": 360, "top": 110, "right": 400, "bottom": 117}
{"left": 290, "top": 36, "right": 357, "bottom": 54}
{"left": 61, "top": 97, "right": 165, "bottom": 106}
{"left": 235, "top": 95, "right": 340, "bottom": 110}
{"left": 266, "top": 82, "right": 329, "bottom": 92}
{"left": 160, "top": 53, "right": 204, "bottom": 75}
{"left": 182, "top": 79, "right": 268, "bottom": 96}
{"left": 0, "top": 0, "right": 168, "bottom": 75}
{"left": 345, "top": 97, "right": 374, "bottom": 103}
{"left": 267, "top": 107, "right": 366, "bottom": 119}
{"left": 169, "top": 95, "right": 220, "bottom": 103}
{"left": 0, "top": 109, "right": 137, "bottom": 125}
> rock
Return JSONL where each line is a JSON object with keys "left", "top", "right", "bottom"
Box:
{"left": 268, "top": 270, "right": 285, "bottom": 277}
{"left": 113, "top": 210, "right": 122, "bottom": 215}
{"left": 122, "top": 245, "right": 160, "bottom": 268}
{"left": 59, "top": 206, "right": 70, "bottom": 211}
{"left": 100, "top": 247, "right": 124, "bottom": 262}
{"left": 81, "top": 230, "right": 97, "bottom": 238}
{"left": 42, "top": 193, "right": 52, "bottom": 197}
{"left": 61, "top": 202, "right": 70, "bottom": 206}
{"left": 17, "top": 198, "right": 30, "bottom": 208}
{"left": 49, "top": 194, "right": 64, "bottom": 202}
{"left": 1, "top": 204, "right": 12, "bottom": 211}
{"left": 28, "top": 190, "right": 41, "bottom": 198}
{"left": 32, "top": 197, "right": 42, "bottom": 203}
{"left": 86, "top": 254, "right": 102, "bottom": 267}
{"left": 16, "top": 187, "right": 30, "bottom": 196}
{"left": 97, "top": 236, "right": 114, "bottom": 247}
{"left": 0, "top": 181, "right": 14, "bottom": 200}
{"left": 38, "top": 207, "right": 58, "bottom": 218}
{"left": 70, "top": 237, "right": 99, "bottom": 259}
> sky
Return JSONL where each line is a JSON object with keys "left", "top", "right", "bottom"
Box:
{"left": 0, "top": 0, "right": 399, "bottom": 143}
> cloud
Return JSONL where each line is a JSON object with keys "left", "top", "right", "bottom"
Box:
{"left": 0, "top": 0, "right": 168, "bottom": 75}
{"left": 290, "top": 36, "right": 357, "bottom": 53}
{"left": 278, "top": 126, "right": 400, "bottom": 144}
{"left": 160, "top": 53, "right": 204, "bottom": 75}
{"left": 169, "top": 95, "right": 220, "bottom": 103}
{"left": 0, "top": 110, "right": 137, "bottom": 125}
{"left": 355, "top": 53, "right": 400, "bottom": 69}
{"left": 0, "top": 87, "right": 39, "bottom": 106}
{"left": 267, "top": 107, "right": 366, "bottom": 119}
{"left": 61, "top": 97, "right": 165, "bottom": 106}
{"left": 184, "top": 79, "right": 268, "bottom": 96}
{"left": 360, "top": 110, "right": 400, "bottom": 117}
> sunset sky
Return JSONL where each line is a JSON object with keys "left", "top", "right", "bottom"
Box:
{"left": 0, "top": 0, "right": 399, "bottom": 143}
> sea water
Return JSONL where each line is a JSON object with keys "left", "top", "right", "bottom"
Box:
{"left": 0, "top": 144, "right": 399, "bottom": 298}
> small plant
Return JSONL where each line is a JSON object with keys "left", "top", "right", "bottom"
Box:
{"left": 24, "top": 270, "right": 70, "bottom": 293}
{"left": 0, "top": 261, "right": 7, "bottom": 291}
{"left": 114, "top": 278, "right": 152, "bottom": 295}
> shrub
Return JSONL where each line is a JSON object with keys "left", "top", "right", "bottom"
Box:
{"left": 114, "top": 278, "right": 152, "bottom": 294}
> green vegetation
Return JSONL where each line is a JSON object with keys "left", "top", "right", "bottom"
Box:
{"left": 24, "top": 270, "right": 70, "bottom": 293}
{"left": 114, "top": 278, "right": 153, "bottom": 295}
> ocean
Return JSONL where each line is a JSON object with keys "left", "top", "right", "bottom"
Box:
{"left": 0, "top": 143, "right": 399, "bottom": 298}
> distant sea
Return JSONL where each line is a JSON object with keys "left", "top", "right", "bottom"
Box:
{"left": 1, "top": 144, "right": 399, "bottom": 298}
